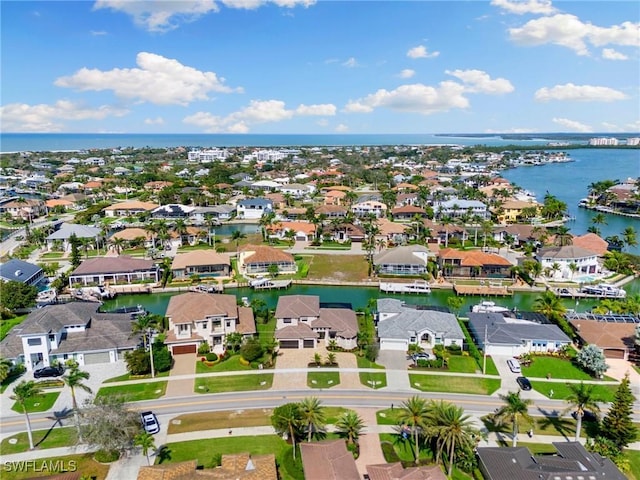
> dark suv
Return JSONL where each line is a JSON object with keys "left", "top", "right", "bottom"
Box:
{"left": 516, "top": 376, "right": 532, "bottom": 391}
{"left": 33, "top": 366, "right": 64, "bottom": 378}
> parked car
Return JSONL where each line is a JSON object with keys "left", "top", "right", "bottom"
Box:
{"left": 507, "top": 358, "right": 521, "bottom": 373}
{"left": 33, "top": 366, "right": 64, "bottom": 378}
{"left": 140, "top": 411, "right": 160, "bottom": 434}
{"left": 516, "top": 376, "right": 532, "bottom": 391}
{"left": 412, "top": 353, "right": 435, "bottom": 362}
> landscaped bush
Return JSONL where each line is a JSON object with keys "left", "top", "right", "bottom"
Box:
{"left": 205, "top": 352, "right": 218, "bottom": 362}
{"left": 446, "top": 344, "right": 463, "bottom": 355}
{"left": 381, "top": 441, "right": 401, "bottom": 463}
{"left": 153, "top": 346, "right": 173, "bottom": 372}
{"left": 416, "top": 358, "right": 445, "bottom": 369}
{"left": 94, "top": 449, "right": 120, "bottom": 463}
{"left": 365, "top": 343, "right": 379, "bottom": 363}
{"left": 124, "top": 349, "right": 151, "bottom": 375}
{"left": 240, "top": 338, "right": 264, "bottom": 362}
{"left": 198, "top": 343, "right": 211, "bottom": 355}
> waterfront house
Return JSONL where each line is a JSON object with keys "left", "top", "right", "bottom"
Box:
{"left": 103, "top": 200, "right": 159, "bottom": 218}
{"left": 68, "top": 256, "right": 160, "bottom": 287}
{"left": 151, "top": 203, "right": 195, "bottom": 219}
{"left": 267, "top": 221, "right": 316, "bottom": 242}
{"left": 164, "top": 292, "right": 255, "bottom": 355}
{"left": 46, "top": 223, "right": 102, "bottom": 252}
{"left": 468, "top": 312, "right": 571, "bottom": 356}
{"left": 376, "top": 299, "right": 464, "bottom": 351}
{"left": 0, "top": 259, "right": 45, "bottom": 286}
{"left": 171, "top": 250, "right": 231, "bottom": 280}
{"left": 491, "top": 199, "right": 540, "bottom": 224}
{"left": 237, "top": 198, "right": 273, "bottom": 220}
{"left": 571, "top": 232, "right": 609, "bottom": 256}
{"left": 391, "top": 205, "right": 427, "bottom": 221}
{"left": 536, "top": 245, "right": 599, "bottom": 280}
{"left": 437, "top": 248, "right": 512, "bottom": 278}
{"left": 238, "top": 245, "right": 297, "bottom": 276}
{"left": 300, "top": 440, "right": 360, "bottom": 480}
{"left": 109, "top": 228, "right": 153, "bottom": 250}
{"left": 434, "top": 198, "right": 489, "bottom": 220}
{"left": 274, "top": 295, "right": 358, "bottom": 350}
{"left": 189, "top": 205, "right": 236, "bottom": 224}
{"left": 569, "top": 316, "right": 636, "bottom": 360}
{"left": 373, "top": 245, "right": 431, "bottom": 275}
{"left": 0, "top": 302, "right": 138, "bottom": 371}
{"left": 281, "top": 183, "right": 314, "bottom": 198}
{"left": 0, "top": 198, "right": 46, "bottom": 221}
{"left": 326, "top": 222, "right": 365, "bottom": 243}
{"left": 476, "top": 442, "right": 626, "bottom": 480}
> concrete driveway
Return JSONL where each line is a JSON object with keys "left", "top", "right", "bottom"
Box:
{"left": 165, "top": 354, "right": 196, "bottom": 397}
{"left": 376, "top": 350, "right": 411, "bottom": 391}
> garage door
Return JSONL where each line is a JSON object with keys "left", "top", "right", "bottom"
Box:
{"left": 279, "top": 340, "right": 299, "bottom": 349}
{"left": 303, "top": 339, "right": 315, "bottom": 348}
{"left": 172, "top": 344, "right": 197, "bottom": 355}
{"left": 604, "top": 349, "right": 625, "bottom": 359}
{"left": 380, "top": 339, "right": 408, "bottom": 351}
{"left": 84, "top": 351, "right": 110, "bottom": 365}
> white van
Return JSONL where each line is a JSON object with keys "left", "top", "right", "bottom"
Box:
{"left": 507, "top": 358, "right": 521, "bottom": 373}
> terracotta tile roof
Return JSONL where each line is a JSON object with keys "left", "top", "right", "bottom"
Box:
{"left": 110, "top": 228, "right": 152, "bottom": 241}
{"left": 137, "top": 455, "right": 277, "bottom": 480}
{"left": 269, "top": 222, "right": 316, "bottom": 235}
{"left": 275, "top": 323, "right": 319, "bottom": 340}
{"left": 572, "top": 233, "right": 609, "bottom": 256}
{"left": 104, "top": 201, "right": 160, "bottom": 211}
{"left": 314, "top": 308, "right": 358, "bottom": 339}
{"left": 376, "top": 218, "right": 409, "bottom": 235}
{"left": 70, "top": 256, "right": 156, "bottom": 275}
{"left": 240, "top": 245, "right": 295, "bottom": 264}
{"left": 438, "top": 248, "right": 512, "bottom": 266}
{"left": 316, "top": 205, "right": 348, "bottom": 215}
{"left": 171, "top": 250, "right": 230, "bottom": 270}
{"left": 321, "top": 185, "right": 352, "bottom": 192}
{"left": 237, "top": 306, "right": 257, "bottom": 335}
{"left": 569, "top": 319, "right": 635, "bottom": 351}
{"left": 392, "top": 205, "right": 426, "bottom": 214}
{"left": 166, "top": 292, "right": 239, "bottom": 324}
{"left": 300, "top": 440, "right": 360, "bottom": 480}
{"left": 45, "top": 199, "right": 73, "bottom": 208}
{"left": 367, "top": 462, "right": 447, "bottom": 480}
{"left": 325, "top": 190, "right": 346, "bottom": 198}
{"left": 393, "top": 183, "right": 418, "bottom": 191}
{"left": 275, "top": 295, "right": 320, "bottom": 318}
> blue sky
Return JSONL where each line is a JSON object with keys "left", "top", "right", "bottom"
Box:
{"left": 1, "top": 0, "right": 638, "bottom": 134}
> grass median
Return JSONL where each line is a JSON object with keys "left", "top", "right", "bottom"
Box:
{"left": 409, "top": 374, "right": 500, "bottom": 395}
{"left": 307, "top": 370, "right": 340, "bottom": 388}
{"left": 1, "top": 426, "right": 77, "bottom": 454}
{"left": 194, "top": 374, "right": 273, "bottom": 393}
{"left": 11, "top": 392, "right": 60, "bottom": 413}
{"left": 96, "top": 381, "right": 167, "bottom": 401}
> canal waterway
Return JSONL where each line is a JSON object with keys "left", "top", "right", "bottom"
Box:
{"left": 500, "top": 148, "right": 640, "bottom": 254}
{"left": 101, "top": 280, "right": 640, "bottom": 317}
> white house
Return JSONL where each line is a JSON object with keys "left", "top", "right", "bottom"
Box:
{"left": 352, "top": 200, "right": 387, "bottom": 218}
{"left": 376, "top": 299, "right": 465, "bottom": 351}
{"left": 536, "top": 245, "right": 600, "bottom": 280}
{"left": 237, "top": 198, "right": 273, "bottom": 220}
{"left": 434, "top": 198, "right": 489, "bottom": 220}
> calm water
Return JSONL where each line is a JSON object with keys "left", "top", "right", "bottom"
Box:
{"left": 101, "top": 281, "right": 640, "bottom": 317}
{"left": 501, "top": 148, "right": 640, "bottom": 254}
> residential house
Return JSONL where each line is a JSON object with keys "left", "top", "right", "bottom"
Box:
{"left": 268, "top": 221, "right": 316, "bottom": 242}
{"left": 391, "top": 205, "right": 427, "bottom": 221}
{"left": 434, "top": 198, "right": 488, "bottom": 220}
{"left": 315, "top": 204, "right": 348, "bottom": 219}
{"left": 0, "top": 198, "right": 46, "bottom": 221}
{"left": 572, "top": 232, "right": 609, "bottom": 257}
{"left": 468, "top": 312, "right": 571, "bottom": 357}
{"left": 438, "top": 248, "right": 512, "bottom": 278}
{"left": 137, "top": 455, "right": 277, "bottom": 480}
{"left": 0, "top": 259, "right": 45, "bottom": 286}
{"left": 189, "top": 204, "right": 235, "bottom": 224}
{"left": 536, "top": 245, "right": 600, "bottom": 280}
{"left": 0, "top": 302, "right": 138, "bottom": 371}
{"left": 45, "top": 198, "right": 74, "bottom": 212}
{"left": 143, "top": 180, "right": 173, "bottom": 192}
{"left": 171, "top": 250, "right": 231, "bottom": 280}
{"left": 376, "top": 218, "right": 409, "bottom": 245}
{"left": 299, "top": 440, "right": 360, "bottom": 480}
{"left": 326, "top": 223, "right": 365, "bottom": 243}
{"left": 492, "top": 199, "right": 540, "bottom": 224}
{"left": 238, "top": 245, "right": 296, "bottom": 276}
{"left": 103, "top": 201, "right": 159, "bottom": 218}
{"left": 109, "top": 228, "right": 153, "bottom": 250}
{"left": 324, "top": 190, "right": 346, "bottom": 205}
{"left": 68, "top": 256, "right": 160, "bottom": 287}
{"left": 237, "top": 198, "right": 273, "bottom": 220}
{"left": 569, "top": 316, "right": 637, "bottom": 360}
{"left": 376, "top": 299, "right": 465, "bottom": 351}
{"left": 373, "top": 245, "right": 431, "bottom": 276}
{"left": 367, "top": 463, "right": 446, "bottom": 480}
{"left": 46, "top": 223, "right": 102, "bottom": 252}
{"left": 274, "top": 295, "right": 358, "bottom": 349}
{"left": 151, "top": 203, "right": 195, "bottom": 219}
{"left": 491, "top": 224, "right": 543, "bottom": 248}
{"left": 164, "top": 292, "right": 255, "bottom": 354}
{"left": 476, "top": 442, "right": 626, "bottom": 480}
{"left": 281, "top": 183, "right": 314, "bottom": 198}
{"left": 352, "top": 199, "right": 387, "bottom": 218}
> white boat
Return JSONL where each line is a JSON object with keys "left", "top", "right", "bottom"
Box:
{"left": 580, "top": 284, "right": 626, "bottom": 298}
{"left": 471, "top": 301, "right": 510, "bottom": 314}
{"left": 379, "top": 281, "right": 431, "bottom": 294}
{"left": 36, "top": 288, "right": 57, "bottom": 306}
{"left": 249, "top": 276, "right": 271, "bottom": 287}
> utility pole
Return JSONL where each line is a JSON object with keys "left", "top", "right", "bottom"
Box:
{"left": 482, "top": 323, "right": 488, "bottom": 375}
{"left": 148, "top": 327, "right": 155, "bottom": 378}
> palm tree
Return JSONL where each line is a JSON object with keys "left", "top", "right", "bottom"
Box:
{"left": 430, "top": 401, "right": 479, "bottom": 478}
{"left": 533, "top": 291, "right": 566, "bottom": 323}
{"left": 335, "top": 410, "right": 365, "bottom": 448}
{"left": 134, "top": 431, "right": 157, "bottom": 465}
{"left": 11, "top": 380, "right": 44, "bottom": 450}
{"left": 62, "top": 366, "right": 92, "bottom": 441}
{"left": 131, "top": 314, "right": 159, "bottom": 350}
{"left": 562, "top": 382, "right": 602, "bottom": 441}
{"left": 231, "top": 230, "right": 247, "bottom": 255}
{"left": 271, "top": 403, "right": 303, "bottom": 459}
{"left": 622, "top": 226, "right": 638, "bottom": 251}
{"left": 553, "top": 226, "right": 573, "bottom": 247}
{"left": 397, "top": 395, "right": 431, "bottom": 464}
{"left": 299, "top": 397, "right": 326, "bottom": 442}
{"left": 494, "top": 391, "right": 533, "bottom": 447}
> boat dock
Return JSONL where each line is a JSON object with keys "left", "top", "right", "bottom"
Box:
{"left": 252, "top": 279, "right": 292, "bottom": 290}
{"left": 453, "top": 284, "right": 512, "bottom": 296}
{"left": 379, "top": 281, "right": 431, "bottom": 294}
{"left": 108, "top": 284, "right": 152, "bottom": 295}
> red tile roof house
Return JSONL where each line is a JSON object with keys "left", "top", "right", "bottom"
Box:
{"left": 438, "top": 248, "right": 512, "bottom": 279}
{"left": 103, "top": 200, "right": 160, "bottom": 217}
{"left": 299, "top": 440, "right": 360, "bottom": 480}
{"left": 274, "top": 295, "right": 358, "bottom": 350}
{"left": 238, "top": 245, "right": 297, "bottom": 276}
{"left": 165, "top": 292, "right": 255, "bottom": 355}
{"left": 171, "top": 250, "right": 231, "bottom": 280}
{"left": 68, "top": 256, "right": 160, "bottom": 287}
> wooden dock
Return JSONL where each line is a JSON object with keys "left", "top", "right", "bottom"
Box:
{"left": 109, "top": 284, "right": 153, "bottom": 294}
{"left": 453, "top": 284, "right": 512, "bottom": 296}
{"left": 252, "top": 280, "right": 292, "bottom": 290}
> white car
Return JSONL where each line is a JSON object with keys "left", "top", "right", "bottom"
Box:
{"left": 140, "top": 411, "right": 160, "bottom": 434}
{"left": 507, "top": 358, "right": 521, "bottom": 373}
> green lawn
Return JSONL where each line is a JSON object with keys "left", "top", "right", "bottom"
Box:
{"left": 445, "top": 355, "right": 480, "bottom": 373}
{"left": 522, "top": 356, "right": 605, "bottom": 380}
{"left": 257, "top": 316, "right": 276, "bottom": 347}
{"left": 1, "top": 426, "right": 77, "bottom": 454}
{"left": 307, "top": 371, "right": 340, "bottom": 388}
{"left": 530, "top": 380, "right": 617, "bottom": 402}
{"left": 161, "top": 435, "right": 304, "bottom": 480}
{"left": 95, "top": 381, "right": 167, "bottom": 401}
{"left": 1, "top": 314, "right": 27, "bottom": 341}
{"left": 196, "top": 355, "right": 253, "bottom": 373}
{"left": 39, "top": 252, "right": 64, "bottom": 259}
{"left": 409, "top": 374, "right": 501, "bottom": 395}
{"left": 0, "top": 371, "right": 25, "bottom": 393}
{"left": 103, "top": 371, "right": 170, "bottom": 383}
{"left": 379, "top": 433, "right": 434, "bottom": 464}
{"left": 377, "top": 408, "right": 405, "bottom": 426}
{"left": 482, "top": 413, "right": 594, "bottom": 438}
{"left": 0, "top": 453, "right": 110, "bottom": 480}
{"left": 627, "top": 449, "right": 640, "bottom": 480}
{"left": 356, "top": 356, "right": 387, "bottom": 388}
{"left": 305, "top": 254, "right": 369, "bottom": 282}
{"left": 11, "top": 392, "right": 60, "bottom": 413}
{"left": 194, "top": 374, "right": 273, "bottom": 393}
{"left": 483, "top": 356, "right": 499, "bottom": 375}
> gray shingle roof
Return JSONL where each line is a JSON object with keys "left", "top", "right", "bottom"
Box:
{"left": 0, "top": 259, "right": 43, "bottom": 284}
{"left": 46, "top": 223, "right": 101, "bottom": 240}
{"left": 373, "top": 245, "right": 430, "bottom": 266}
{"left": 377, "top": 300, "right": 464, "bottom": 340}
{"left": 468, "top": 312, "right": 571, "bottom": 348}
{"left": 538, "top": 245, "right": 597, "bottom": 260}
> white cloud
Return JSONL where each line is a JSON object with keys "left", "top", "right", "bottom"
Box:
{"left": 342, "top": 57, "right": 358, "bottom": 68}
{"left": 90, "top": 30, "right": 108, "bottom": 36}
{"left": 552, "top": 117, "right": 593, "bottom": 132}
{"left": 335, "top": 123, "right": 349, "bottom": 132}
{"left": 55, "top": 52, "right": 241, "bottom": 106}
{"left": 626, "top": 119, "right": 640, "bottom": 131}
{"left": 144, "top": 117, "right": 165, "bottom": 125}
{"left": 398, "top": 69, "right": 415, "bottom": 79}
{"left": 601, "top": 48, "right": 628, "bottom": 60}
{"left": 445, "top": 69, "right": 514, "bottom": 94}
{"left": 508, "top": 14, "right": 640, "bottom": 56}
{"left": 535, "top": 83, "right": 627, "bottom": 102}
{"left": 485, "top": 127, "right": 536, "bottom": 133}
{"left": 491, "top": 0, "right": 556, "bottom": 15}
{"left": 406, "top": 45, "right": 439, "bottom": 59}
{"left": 344, "top": 82, "right": 468, "bottom": 115}
{"left": 183, "top": 99, "right": 336, "bottom": 132}
{"left": 316, "top": 119, "right": 329, "bottom": 127}
{"left": 0, "top": 100, "right": 128, "bottom": 132}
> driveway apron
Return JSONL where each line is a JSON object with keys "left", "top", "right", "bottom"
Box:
{"left": 164, "top": 354, "right": 196, "bottom": 397}
{"left": 376, "top": 350, "right": 411, "bottom": 391}
{"left": 354, "top": 408, "right": 386, "bottom": 476}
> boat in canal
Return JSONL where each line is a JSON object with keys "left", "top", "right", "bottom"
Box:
{"left": 471, "top": 301, "right": 511, "bottom": 314}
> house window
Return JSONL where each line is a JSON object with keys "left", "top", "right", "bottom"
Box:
{"left": 283, "top": 318, "right": 292, "bottom": 324}
{"left": 48, "top": 334, "right": 56, "bottom": 342}
{"left": 410, "top": 337, "right": 416, "bottom": 343}
{"left": 200, "top": 321, "right": 208, "bottom": 329}
{"left": 178, "top": 324, "right": 189, "bottom": 334}
{"left": 226, "top": 321, "right": 231, "bottom": 328}
{"left": 27, "top": 338, "right": 42, "bottom": 346}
